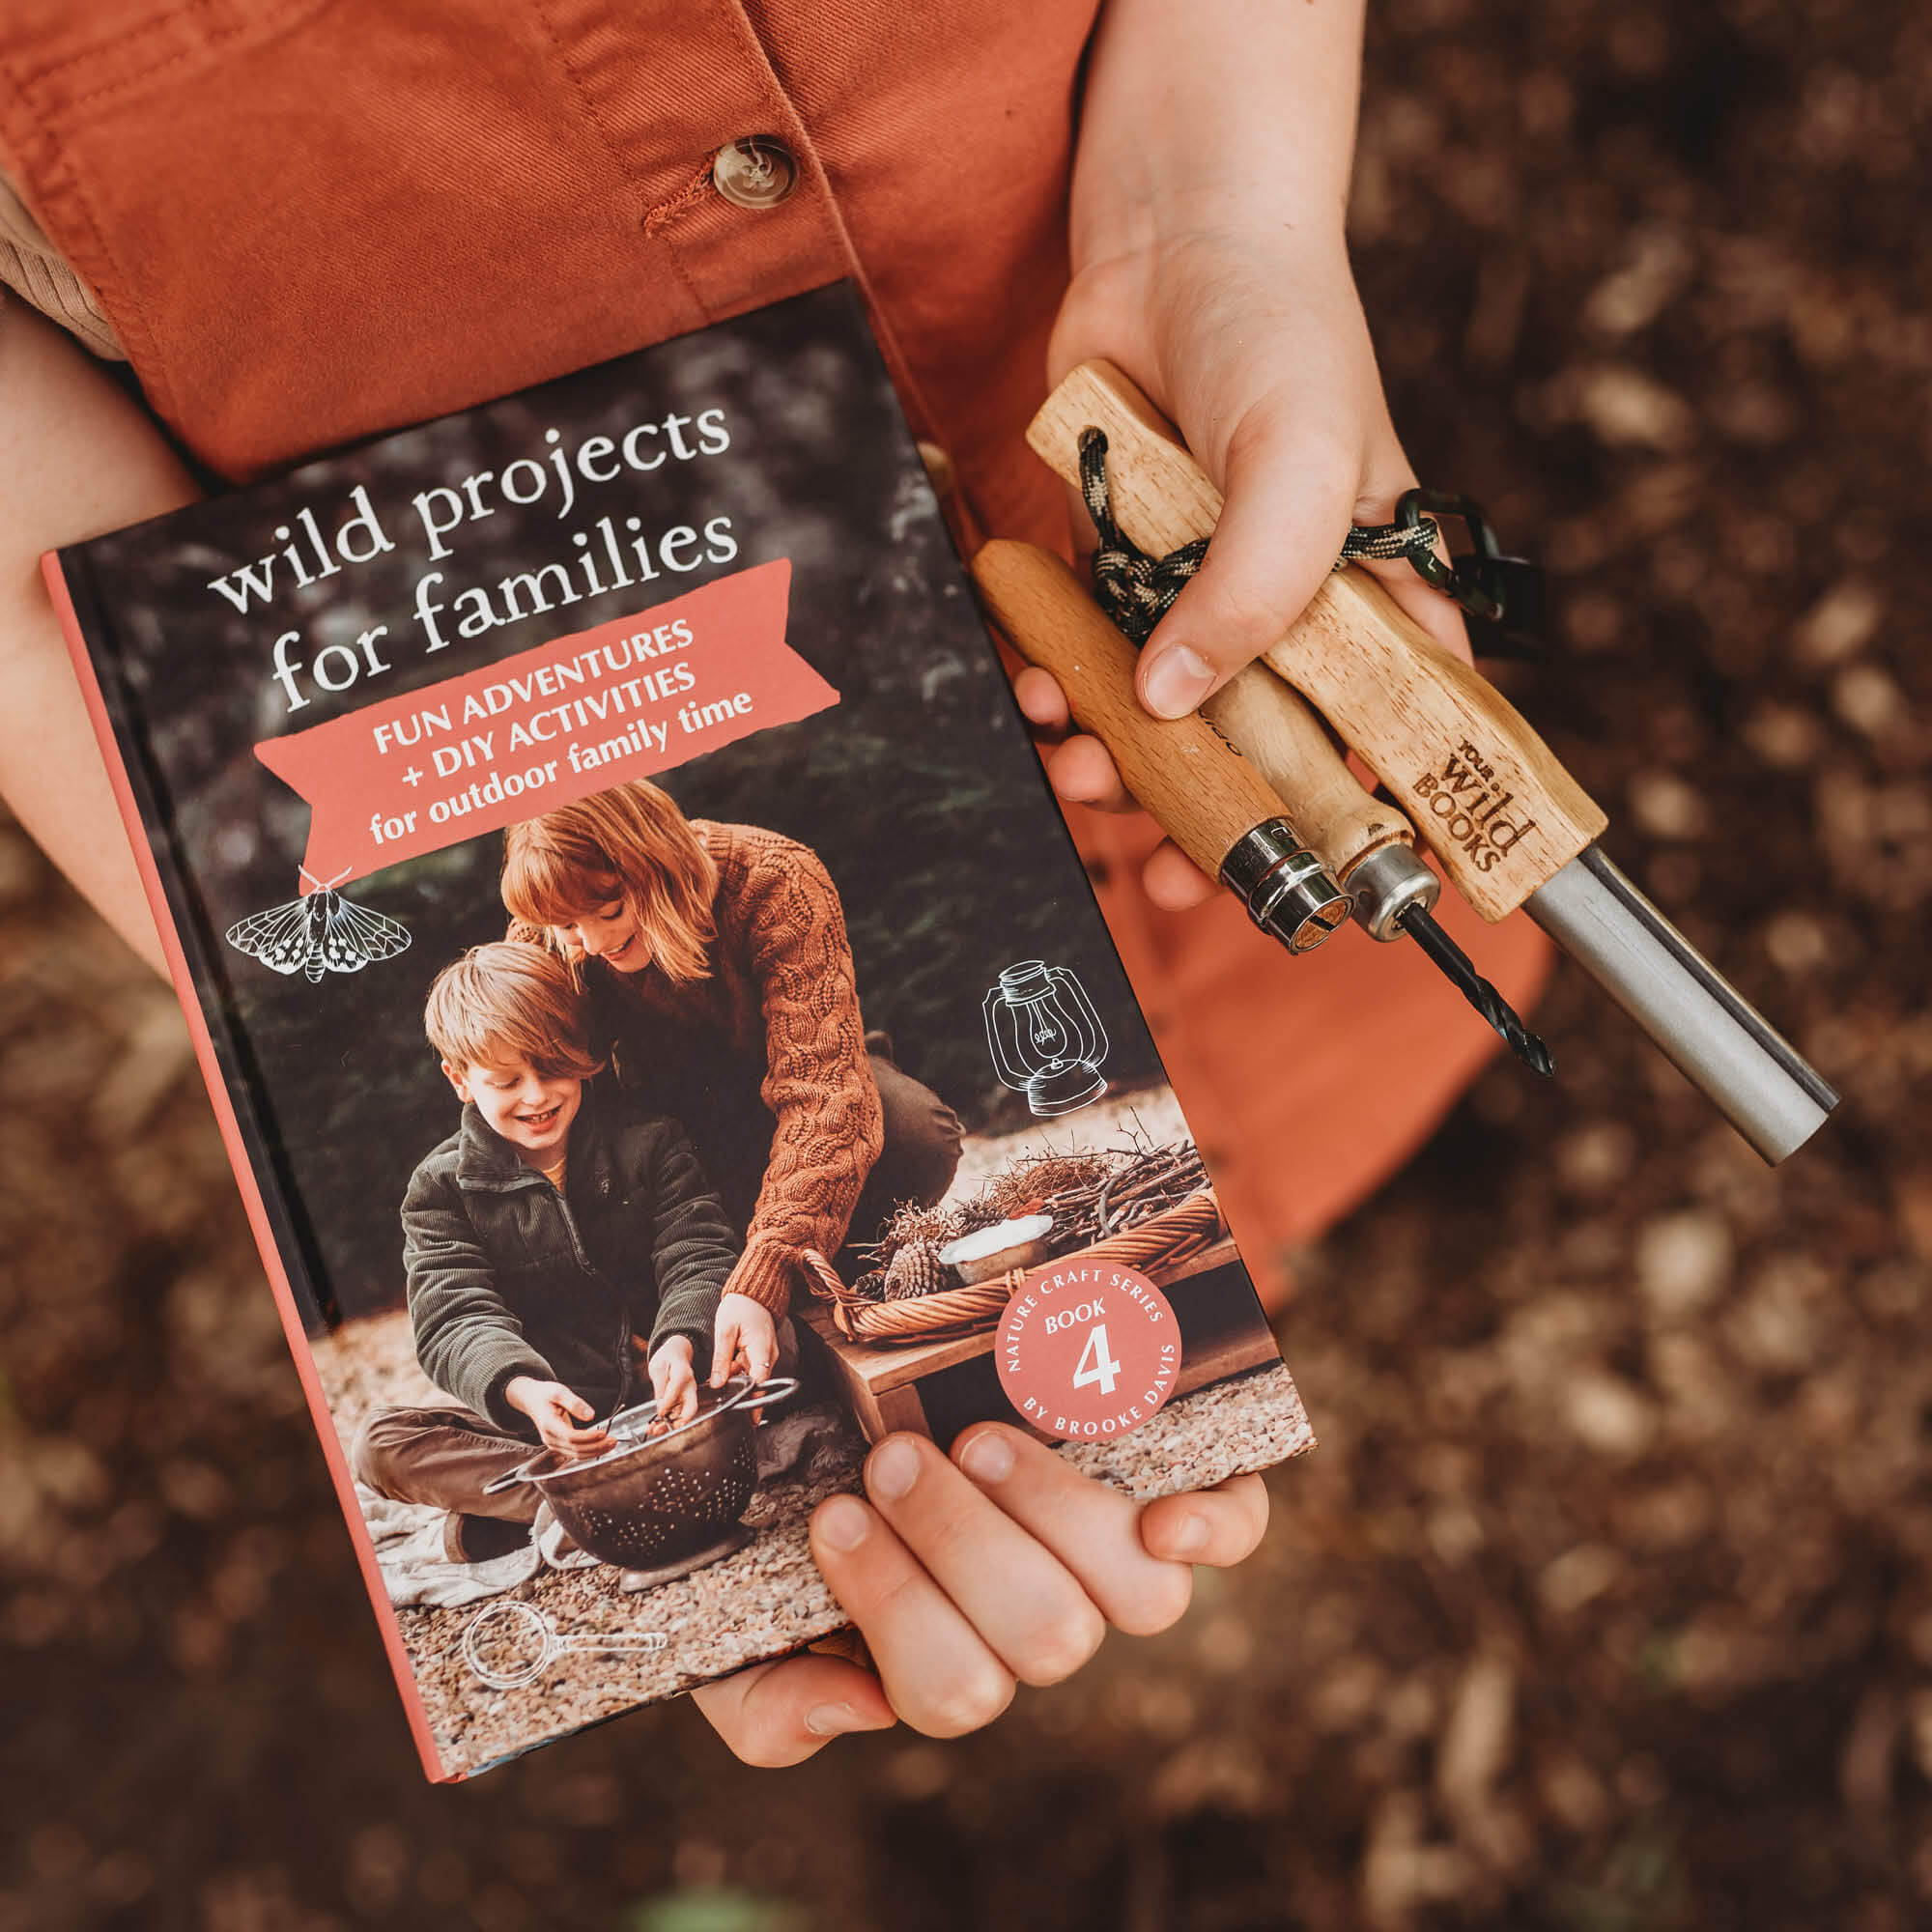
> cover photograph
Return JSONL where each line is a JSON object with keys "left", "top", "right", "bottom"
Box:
{"left": 48, "top": 284, "right": 1312, "bottom": 1779}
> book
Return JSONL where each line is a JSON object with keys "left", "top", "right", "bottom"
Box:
{"left": 47, "top": 283, "right": 1312, "bottom": 1780}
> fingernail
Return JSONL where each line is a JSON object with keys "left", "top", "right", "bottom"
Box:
{"left": 959, "top": 1431, "right": 1014, "bottom": 1486}
{"left": 867, "top": 1436, "right": 921, "bottom": 1503}
{"left": 1167, "top": 1513, "right": 1209, "bottom": 1556}
{"left": 805, "top": 1701, "right": 879, "bottom": 1737}
{"left": 1142, "top": 643, "right": 1213, "bottom": 719}
{"left": 817, "top": 1494, "right": 871, "bottom": 1551}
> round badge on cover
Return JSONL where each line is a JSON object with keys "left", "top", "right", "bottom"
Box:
{"left": 998, "top": 1259, "right": 1179, "bottom": 1441}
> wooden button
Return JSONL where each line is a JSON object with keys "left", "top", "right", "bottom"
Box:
{"left": 711, "top": 137, "right": 797, "bottom": 211}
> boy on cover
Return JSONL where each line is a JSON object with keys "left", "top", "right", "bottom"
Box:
{"left": 353, "top": 940, "right": 777, "bottom": 1561}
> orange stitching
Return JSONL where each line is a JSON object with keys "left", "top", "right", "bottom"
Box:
{"left": 640, "top": 159, "right": 716, "bottom": 240}
{"left": 522, "top": 0, "right": 722, "bottom": 336}
{"left": 527, "top": 0, "right": 654, "bottom": 231}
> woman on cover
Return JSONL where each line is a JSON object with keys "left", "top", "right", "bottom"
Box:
{"left": 500, "top": 779, "right": 963, "bottom": 1383}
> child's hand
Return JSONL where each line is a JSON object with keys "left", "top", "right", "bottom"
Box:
{"left": 647, "top": 1336, "right": 699, "bottom": 1429}
{"left": 1019, "top": 1, "right": 1475, "bottom": 916}
{"left": 692, "top": 1424, "right": 1268, "bottom": 1765}
{"left": 1028, "top": 230, "right": 1468, "bottom": 914}
{"left": 710, "top": 1292, "right": 780, "bottom": 1388}
{"left": 503, "top": 1376, "right": 609, "bottom": 1457}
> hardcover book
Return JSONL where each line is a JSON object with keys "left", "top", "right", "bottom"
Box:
{"left": 48, "top": 284, "right": 1312, "bottom": 1780}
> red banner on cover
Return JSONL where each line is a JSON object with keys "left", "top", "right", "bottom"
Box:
{"left": 252, "top": 559, "right": 833, "bottom": 886}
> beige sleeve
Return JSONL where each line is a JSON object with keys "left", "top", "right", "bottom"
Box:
{"left": 0, "top": 172, "right": 126, "bottom": 361}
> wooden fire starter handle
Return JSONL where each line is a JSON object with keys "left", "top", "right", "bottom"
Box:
{"left": 1026, "top": 361, "right": 1607, "bottom": 921}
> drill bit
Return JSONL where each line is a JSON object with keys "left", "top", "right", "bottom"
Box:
{"left": 1397, "top": 903, "right": 1554, "bottom": 1076}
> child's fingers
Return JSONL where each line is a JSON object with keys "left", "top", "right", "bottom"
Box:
{"left": 1035, "top": 711, "right": 1237, "bottom": 912}
{"left": 1140, "top": 842, "right": 1219, "bottom": 911}
{"left": 744, "top": 1325, "right": 777, "bottom": 1386}
{"left": 1012, "top": 664, "right": 1070, "bottom": 733}
{"left": 1041, "top": 733, "right": 1137, "bottom": 814}
{"left": 1359, "top": 548, "right": 1475, "bottom": 667}
{"left": 852, "top": 1434, "right": 1109, "bottom": 1690}
{"left": 809, "top": 1489, "right": 1023, "bottom": 1734}
{"left": 1139, "top": 1474, "right": 1270, "bottom": 1569}
{"left": 692, "top": 1655, "right": 895, "bottom": 1768}
{"left": 554, "top": 1405, "right": 610, "bottom": 1454}
{"left": 948, "top": 1422, "right": 1196, "bottom": 1636}
{"left": 708, "top": 1315, "right": 742, "bottom": 1388}
{"left": 1138, "top": 386, "right": 1356, "bottom": 719}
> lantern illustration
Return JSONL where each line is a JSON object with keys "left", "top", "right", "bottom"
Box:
{"left": 982, "top": 960, "right": 1110, "bottom": 1117}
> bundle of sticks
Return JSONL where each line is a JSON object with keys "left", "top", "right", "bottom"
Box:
{"left": 1008, "top": 1141, "right": 1208, "bottom": 1251}
{"left": 857, "top": 1134, "right": 1209, "bottom": 1298}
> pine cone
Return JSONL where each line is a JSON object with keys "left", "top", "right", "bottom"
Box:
{"left": 881, "top": 1238, "right": 952, "bottom": 1301}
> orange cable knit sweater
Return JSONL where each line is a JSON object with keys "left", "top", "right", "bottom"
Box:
{"left": 579, "top": 822, "right": 883, "bottom": 1317}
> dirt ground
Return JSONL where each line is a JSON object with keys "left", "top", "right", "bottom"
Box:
{"left": 5, "top": 0, "right": 1931, "bottom": 1926}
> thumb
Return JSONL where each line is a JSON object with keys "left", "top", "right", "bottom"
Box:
{"left": 1137, "top": 414, "right": 1357, "bottom": 719}
{"left": 693, "top": 1656, "right": 896, "bottom": 1768}
{"left": 563, "top": 1391, "right": 594, "bottom": 1422}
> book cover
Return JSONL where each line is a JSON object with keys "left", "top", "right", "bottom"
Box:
{"left": 47, "top": 284, "right": 1312, "bottom": 1780}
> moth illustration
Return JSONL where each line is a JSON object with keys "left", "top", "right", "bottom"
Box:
{"left": 225, "top": 867, "right": 412, "bottom": 983}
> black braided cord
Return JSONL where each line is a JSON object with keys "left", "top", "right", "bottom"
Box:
{"left": 1076, "top": 427, "right": 1440, "bottom": 644}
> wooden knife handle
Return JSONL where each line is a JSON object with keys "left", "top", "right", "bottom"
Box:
{"left": 1193, "top": 669, "right": 1412, "bottom": 881}
{"left": 1027, "top": 360, "right": 1607, "bottom": 920}
{"left": 972, "top": 541, "right": 1289, "bottom": 878}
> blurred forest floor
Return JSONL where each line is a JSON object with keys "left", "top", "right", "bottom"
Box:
{"left": 5, "top": 0, "right": 1932, "bottom": 1926}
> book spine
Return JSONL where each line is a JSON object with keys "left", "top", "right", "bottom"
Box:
{"left": 40, "top": 550, "right": 458, "bottom": 1785}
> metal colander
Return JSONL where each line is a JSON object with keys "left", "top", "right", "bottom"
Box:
{"left": 482, "top": 1378, "right": 797, "bottom": 1569}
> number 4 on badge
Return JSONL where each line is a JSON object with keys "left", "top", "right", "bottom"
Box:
{"left": 999, "top": 1261, "right": 1179, "bottom": 1440}
{"left": 1071, "top": 1323, "right": 1122, "bottom": 1397}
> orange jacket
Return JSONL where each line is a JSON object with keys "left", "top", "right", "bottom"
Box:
{"left": 1, "top": 0, "right": 1548, "bottom": 1302}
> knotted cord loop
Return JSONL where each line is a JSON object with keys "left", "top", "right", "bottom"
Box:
{"left": 1077, "top": 429, "right": 1208, "bottom": 644}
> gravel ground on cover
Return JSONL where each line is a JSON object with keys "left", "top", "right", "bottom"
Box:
{"left": 1059, "top": 1364, "right": 1315, "bottom": 1501}
{"left": 312, "top": 1315, "right": 1310, "bottom": 1776}
{"left": 313, "top": 1315, "right": 866, "bottom": 1776}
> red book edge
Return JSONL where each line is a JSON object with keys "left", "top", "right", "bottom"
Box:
{"left": 42, "top": 551, "right": 459, "bottom": 1785}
